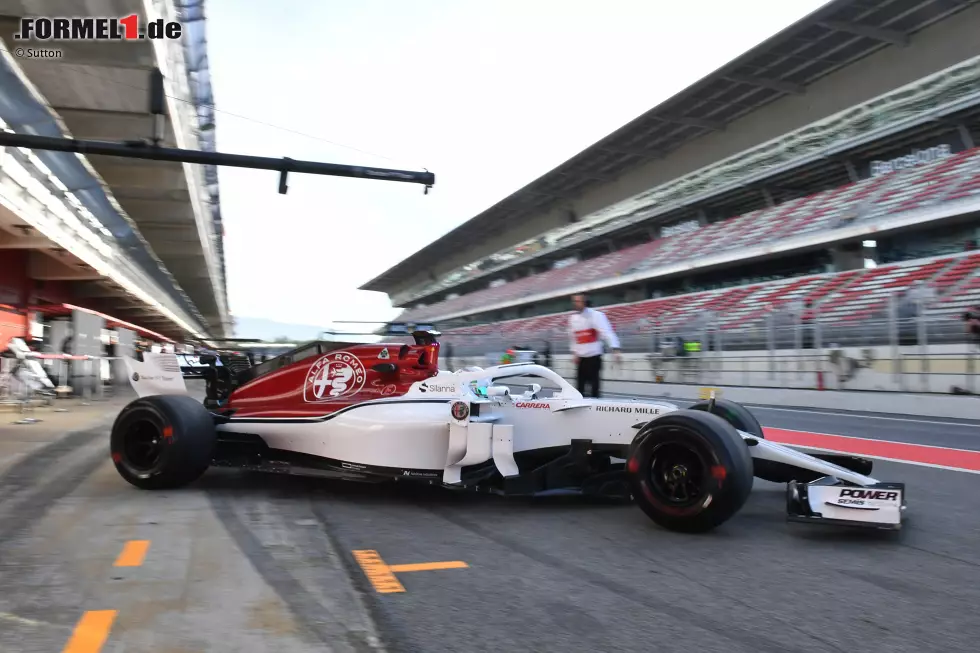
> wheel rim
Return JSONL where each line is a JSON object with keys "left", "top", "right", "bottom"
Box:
{"left": 123, "top": 419, "right": 165, "bottom": 472}
{"left": 647, "top": 433, "right": 712, "bottom": 507}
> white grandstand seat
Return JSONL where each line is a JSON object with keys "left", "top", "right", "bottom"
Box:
{"left": 924, "top": 252, "right": 980, "bottom": 317}
{"left": 437, "top": 253, "right": 980, "bottom": 348}
{"left": 930, "top": 149, "right": 980, "bottom": 203}
{"left": 803, "top": 258, "right": 954, "bottom": 323}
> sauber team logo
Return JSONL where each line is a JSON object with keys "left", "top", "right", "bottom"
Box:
{"left": 451, "top": 401, "right": 470, "bottom": 420}
{"left": 304, "top": 351, "right": 366, "bottom": 402}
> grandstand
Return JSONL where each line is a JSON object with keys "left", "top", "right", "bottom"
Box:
{"left": 363, "top": 0, "right": 980, "bottom": 356}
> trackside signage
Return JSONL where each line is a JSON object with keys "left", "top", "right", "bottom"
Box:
{"left": 14, "top": 15, "right": 182, "bottom": 41}
{"left": 869, "top": 144, "right": 952, "bottom": 178}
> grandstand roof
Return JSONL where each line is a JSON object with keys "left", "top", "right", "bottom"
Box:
{"left": 362, "top": 0, "right": 976, "bottom": 293}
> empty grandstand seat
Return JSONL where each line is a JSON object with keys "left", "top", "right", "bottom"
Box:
{"left": 403, "top": 150, "right": 980, "bottom": 326}
{"left": 437, "top": 250, "right": 980, "bottom": 351}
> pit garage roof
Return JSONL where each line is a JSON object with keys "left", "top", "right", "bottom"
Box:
{"left": 362, "top": 0, "right": 977, "bottom": 293}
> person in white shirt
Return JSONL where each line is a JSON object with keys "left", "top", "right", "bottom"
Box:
{"left": 568, "top": 294, "right": 621, "bottom": 397}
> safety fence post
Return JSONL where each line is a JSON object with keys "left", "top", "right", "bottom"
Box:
{"left": 766, "top": 311, "right": 775, "bottom": 382}
{"left": 917, "top": 298, "right": 929, "bottom": 393}
{"left": 887, "top": 292, "right": 901, "bottom": 389}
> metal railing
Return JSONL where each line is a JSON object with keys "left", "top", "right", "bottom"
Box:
{"left": 435, "top": 292, "right": 980, "bottom": 394}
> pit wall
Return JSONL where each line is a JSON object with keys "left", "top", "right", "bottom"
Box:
{"left": 456, "top": 345, "right": 978, "bottom": 393}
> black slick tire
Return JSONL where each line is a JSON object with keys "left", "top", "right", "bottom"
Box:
{"left": 689, "top": 397, "right": 873, "bottom": 482}
{"left": 627, "top": 410, "right": 753, "bottom": 533}
{"left": 110, "top": 394, "right": 216, "bottom": 490}
{"left": 688, "top": 397, "right": 764, "bottom": 439}
{"left": 688, "top": 397, "right": 797, "bottom": 483}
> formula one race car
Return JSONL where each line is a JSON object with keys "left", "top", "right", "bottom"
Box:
{"left": 109, "top": 330, "right": 906, "bottom": 533}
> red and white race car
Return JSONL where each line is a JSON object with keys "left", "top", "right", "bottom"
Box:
{"left": 110, "top": 330, "right": 905, "bottom": 533}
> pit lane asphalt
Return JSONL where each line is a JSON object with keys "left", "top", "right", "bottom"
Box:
{"left": 1, "top": 385, "right": 978, "bottom": 652}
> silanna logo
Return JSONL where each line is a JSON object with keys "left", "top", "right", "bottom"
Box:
{"left": 14, "top": 15, "right": 182, "bottom": 42}
{"left": 419, "top": 381, "right": 456, "bottom": 394}
{"left": 304, "top": 351, "right": 366, "bottom": 402}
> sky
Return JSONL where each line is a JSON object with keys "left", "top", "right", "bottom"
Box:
{"left": 203, "top": 0, "right": 831, "bottom": 333}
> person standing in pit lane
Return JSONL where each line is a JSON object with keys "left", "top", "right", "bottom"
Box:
{"left": 568, "top": 294, "right": 621, "bottom": 398}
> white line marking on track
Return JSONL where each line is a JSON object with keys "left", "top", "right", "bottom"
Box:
{"left": 602, "top": 392, "right": 980, "bottom": 426}
{"left": 768, "top": 425, "right": 980, "bottom": 453}
{"left": 774, "top": 443, "right": 980, "bottom": 476}
{"left": 0, "top": 612, "right": 59, "bottom": 629}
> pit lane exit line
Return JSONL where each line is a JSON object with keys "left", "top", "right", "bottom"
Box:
{"left": 765, "top": 427, "right": 980, "bottom": 474}
{"left": 352, "top": 549, "right": 468, "bottom": 593}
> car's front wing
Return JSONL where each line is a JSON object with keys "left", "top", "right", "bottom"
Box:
{"left": 744, "top": 433, "right": 905, "bottom": 529}
{"left": 786, "top": 477, "right": 905, "bottom": 530}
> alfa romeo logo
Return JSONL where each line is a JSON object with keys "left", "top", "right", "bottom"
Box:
{"left": 304, "top": 351, "right": 367, "bottom": 402}
{"left": 451, "top": 401, "right": 469, "bottom": 421}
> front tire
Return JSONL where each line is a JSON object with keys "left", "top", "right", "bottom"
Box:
{"left": 627, "top": 410, "right": 753, "bottom": 533}
{"left": 688, "top": 397, "right": 764, "bottom": 438}
{"left": 110, "top": 394, "right": 216, "bottom": 490}
{"left": 689, "top": 398, "right": 873, "bottom": 482}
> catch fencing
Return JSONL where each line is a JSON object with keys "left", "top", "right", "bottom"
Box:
{"left": 436, "top": 293, "right": 979, "bottom": 394}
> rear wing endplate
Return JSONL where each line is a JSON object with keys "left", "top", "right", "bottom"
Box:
{"left": 123, "top": 353, "right": 188, "bottom": 398}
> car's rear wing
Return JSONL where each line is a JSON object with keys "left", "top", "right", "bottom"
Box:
{"left": 123, "top": 352, "right": 188, "bottom": 398}
{"left": 412, "top": 329, "right": 440, "bottom": 346}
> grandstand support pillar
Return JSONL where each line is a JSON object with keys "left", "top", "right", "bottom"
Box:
{"left": 843, "top": 160, "right": 859, "bottom": 183}
{"left": 887, "top": 292, "right": 901, "bottom": 388}
{"left": 968, "top": 348, "right": 977, "bottom": 395}
{"left": 700, "top": 324, "right": 710, "bottom": 381}
{"left": 766, "top": 312, "right": 775, "bottom": 381}
{"left": 760, "top": 187, "right": 775, "bottom": 208}
{"left": 814, "top": 302, "right": 824, "bottom": 389}
{"left": 793, "top": 306, "right": 803, "bottom": 379}
{"left": 958, "top": 123, "right": 975, "bottom": 149}
{"left": 715, "top": 322, "right": 723, "bottom": 366}
{"left": 916, "top": 301, "right": 929, "bottom": 392}
{"left": 696, "top": 210, "right": 708, "bottom": 227}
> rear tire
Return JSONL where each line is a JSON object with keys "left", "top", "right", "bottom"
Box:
{"left": 110, "top": 394, "right": 215, "bottom": 490}
{"left": 627, "top": 410, "right": 753, "bottom": 533}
